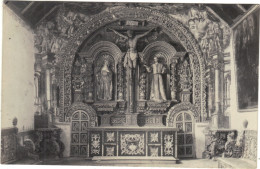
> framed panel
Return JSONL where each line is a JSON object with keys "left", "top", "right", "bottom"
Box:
{"left": 104, "top": 131, "right": 117, "bottom": 143}
{"left": 81, "top": 112, "right": 89, "bottom": 120}
{"left": 148, "top": 145, "right": 161, "bottom": 157}
{"left": 178, "top": 146, "right": 185, "bottom": 156}
{"left": 185, "top": 146, "right": 193, "bottom": 155}
{"left": 71, "top": 145, "right": 79, "bottom": 156}
{"left": 119, "top": 131, "right": 146, "bottom": 156}
{"left": 176, "top": 123, "right": 184, "bottom": 132}
{"left": 80, "top": 145, "right": 88, "bottom": 156}
{"left": 80, "top": 133, "right": 88, "bottom": 144}
{"left": 89, "top": 131, "right": 102, "bottom": 157}
{"left": 71, "top": 133, "right": 79, "bottom": 144}
{"left": 184, "top": 113, "right": 192, "bottom": 121}
{"left": 72, "top": 112, "right": 80, "bottom": 120}
{"left": 104, "top": 145, "right": 117, "bottom": 156}
{"left": 162, "top": 131, "right": 175, "bottom": 156}
{"left": 148, "top": 131, "right": 161, "bottom": 144}
{"left": 185, "top": 122, "right": 192, "bottom": 132}
{"left": 72, "top": 121, "right": 80, "bottom": 132}
{"left": 185, "top": 134, "right": 193, "bottom": 144}
{"left": 81, "top": 121, "right": 88, "bottom": 132}
{"left": 177, "top": 134, "right": 184, "bottom": 145}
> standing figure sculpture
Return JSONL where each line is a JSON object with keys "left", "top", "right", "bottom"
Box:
{"left": 96, "top": 60, "right": 113, "bottom": 101}
{"left": 144, "top": 56, "right": 167, "bottom": 102}
{"left": 108, "top": 27, "right": 155, "bottom": 68}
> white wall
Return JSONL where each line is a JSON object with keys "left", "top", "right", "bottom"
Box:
{"left": 1, "top": 6, "right": 35, "bottom": 132}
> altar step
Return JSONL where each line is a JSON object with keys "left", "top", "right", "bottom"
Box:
{"left": 92, "top": 156, "right": 179, "bottom": 164}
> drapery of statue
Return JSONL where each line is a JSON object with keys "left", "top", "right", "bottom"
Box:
{"left": 144, "top": 55, "right": 167, "bottom": 102}
{"left": 96, "top": 60, "right": 113, "bottom": 101}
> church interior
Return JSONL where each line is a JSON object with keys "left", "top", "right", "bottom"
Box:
{"left": 1, "top": 1, "right": 259, "bottom": 168}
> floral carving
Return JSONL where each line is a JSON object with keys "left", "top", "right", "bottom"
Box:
{"left": 90, "top": 134, "right": 101, "bottom": 155}
{"left": 150, "top": 132, "right": 159, "bottom": 143}
{"left": 164, "top": 134, "right": 174, "bottom": 156}
{"left": 106, "top": 132, "right": 115, "bottom": 142}
{"left": 120, "top": 133, "right": 145, "bottom": 156}
{"left": 49, "top": 6, "right": 207, "bottom": 121}
{"left": 179, "top": 60, "right": 192, "bottom": 92}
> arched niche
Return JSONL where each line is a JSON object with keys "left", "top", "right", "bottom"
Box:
{"left": 58, "top": 6, "right": 206, "bottom": 121}
{"left": 138, "top": 41, "right": 180, "bottom": 100}
{"left": 67, "top": 102, "right": 97, "bottom": 125}
{"left": 166, "top": 102, "right": 200, "bottom": 127}
{"left": 78, "top": 41, "right": 124, "bottom": 101}
{"left": 140, "top": 41, "right": 178, "bottom": 66}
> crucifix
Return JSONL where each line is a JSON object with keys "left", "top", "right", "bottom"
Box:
{"left": 108, "top": 27, "right": 155, "bottom": 114}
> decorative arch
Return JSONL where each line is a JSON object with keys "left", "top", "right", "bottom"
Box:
{"left": 166, "top": 102, "right": 200, "bottom": 127}
{"left": 84, "top": 41, "right": 124, "bottom": 66}
{"left": 141, "top": 41, "right": 177, "bottom": 65}
{"left": 57, "top": 6, "right": 206, "bottom": 122}
{"left": 67, "top": 102, "right": 96, "bottom": 125}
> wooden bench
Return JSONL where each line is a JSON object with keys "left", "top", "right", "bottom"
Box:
{"left": 217, "top": 130, "right": 257, "bottom": 169}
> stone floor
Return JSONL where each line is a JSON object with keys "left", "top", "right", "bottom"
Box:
{"left": 12, "top": 157, "right": 219, "bottom": 168}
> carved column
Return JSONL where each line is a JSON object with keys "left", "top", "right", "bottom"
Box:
{"left": 139, "top": 66, "right": 147, "bottom": 101}
{"left": 170, "top": 58, "right": 178, "bottom": 102}
{"left": 179, "top": 59, "right": 192, "bottom": 102}
{"left": 206, "top": 67, "right": 214, "bottom": 120}
{"left": 211, "top": 55, "right": 224, "bottom": 128}
{"left": 42, "top": 55, "right": 52, "bottom": 110}
{"left": 117, "top": 61, "right": 124, "bottom": 101}
{"left": 34, "top": 55, "right": 42, "bottom": 114}
{"left": 84, "top": 60, "right": 94, "bottom": 103}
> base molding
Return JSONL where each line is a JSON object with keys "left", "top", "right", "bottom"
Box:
{"left": 92, "top": 156, "right": 178, "bottom": 164}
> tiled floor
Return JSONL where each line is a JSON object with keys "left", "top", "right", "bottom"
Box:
{"left": 12, "top": 157, "right": 218, "bottom": 168}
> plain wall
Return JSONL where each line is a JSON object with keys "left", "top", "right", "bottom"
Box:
{"left": 1, "top": 6, "right": 35, "bottom": 132}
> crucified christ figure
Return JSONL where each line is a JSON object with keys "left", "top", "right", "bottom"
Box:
{"left": 108, "top": 27, "right": 156, "bottom": 68}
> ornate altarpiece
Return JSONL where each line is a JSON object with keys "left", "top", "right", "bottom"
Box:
{"left": 33, "top": 4, "right": 231, "bottom": 158}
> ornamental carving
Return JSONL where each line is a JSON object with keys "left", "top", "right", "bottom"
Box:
{"left": 66, "top": 102, "right": 96, "bottom": 125}
{"left": 179, "top": 59, "right": 192, "bottom": 92}
{"left": 167, "top": 102, "right": 199, "bottom": 127}
{"left": 51, "top": 6, "right": 207, "bottom": 122}
{"left": 164, "top": 134, "right": 174, "bottom": 156}
{"left": 90, "top": 133, "right": 101, "bottom": 155}
{"left": 120, "top": 133, "right": 145, "bottom": 156}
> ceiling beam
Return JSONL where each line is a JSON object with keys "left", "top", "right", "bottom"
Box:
{"left": 35, "top": 5, "right": 58, "bottom": 26}
{"left": 236, "top": 4, "right": 247, "bottom": 13}
{"left": 231, "top": 5, "right": 260, "bottom": 29}
{"left": 21, "top": 2, "right": 35, "bottom": 14}
{"left": 206, "top": 6, "right": 229, "bottom": 26}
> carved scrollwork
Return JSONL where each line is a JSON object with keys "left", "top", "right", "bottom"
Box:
{"left": 167, "top": 102, "right": 199, "bottom": 126}
{"left": 66, "top": 102, "right": 96, "bottom": 125}
{"left": 57, "top": 6, "right": 206, "bottom": 122}
{"left": 178, "top": 60, "right": 192, "bottom": 92}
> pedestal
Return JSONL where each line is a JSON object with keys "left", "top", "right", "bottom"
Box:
{"left": 181, "top": 91, "right": 191, "bottom": 102}
{"left": 125, "top": 113, "right": 138, "bottom": 127}
{"left": 137, "top": 114, "right": 165, "bottom": 127}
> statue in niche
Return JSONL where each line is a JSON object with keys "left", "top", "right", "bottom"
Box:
{"left": 144, "top": 55, "right": 167, "bottom": 102}
{"left": 96, "top": 60, "right": 113, "bottom": 101}
{"left": 108, "top": 27, "right": 155, "bottom": 68}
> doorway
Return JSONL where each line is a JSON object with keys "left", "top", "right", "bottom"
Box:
{"left": 174, "top": 111, "right": 195, "bottom": 158}
{"left": 70, "top": 110, "right": 89, "bottom": 157}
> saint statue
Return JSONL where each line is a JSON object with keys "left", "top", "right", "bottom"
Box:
{"left": 108, "top": 27, "right": 155, "bottom": 68}
{"left": 96, "top": 60, "right": 113, "bottom": 101}
{"left": 144, "top": 56, "right": 167, "bottom": 102}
